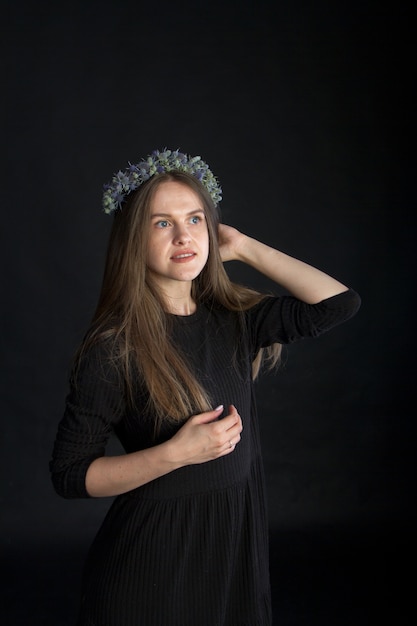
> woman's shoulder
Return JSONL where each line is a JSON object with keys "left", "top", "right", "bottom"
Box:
{"left": 71, "top": 330, "right": 124, "bottom": 385}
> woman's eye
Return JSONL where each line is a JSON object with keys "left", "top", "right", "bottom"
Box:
{"left": 190, "top": 216, "right": 201, "bottom": 225}
{"left": 156, "top": 220, "right": 169, "bottom": 228}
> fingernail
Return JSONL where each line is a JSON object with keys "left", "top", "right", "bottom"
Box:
{"left": 214, "top": 405, "right": 224, "bottom": 411}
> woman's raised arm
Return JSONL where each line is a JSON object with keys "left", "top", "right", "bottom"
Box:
{"left": 218, "top": 224, "right": 348, "bottom": 304}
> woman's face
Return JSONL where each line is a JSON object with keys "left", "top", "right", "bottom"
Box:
{"left": 146, "top": 181, "right": 210, "bottom": 295}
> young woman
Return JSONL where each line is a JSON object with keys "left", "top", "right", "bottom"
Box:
{"left": 50, "top": 149, "right": 361, "bottom": 625}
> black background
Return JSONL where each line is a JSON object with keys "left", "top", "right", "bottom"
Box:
{"left": 2, "top": 1, "right": 415, "bottom": 624}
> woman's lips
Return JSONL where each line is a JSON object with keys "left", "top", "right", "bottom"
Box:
{"left": 170, "top": 251, "right": 196, "bottom": 263}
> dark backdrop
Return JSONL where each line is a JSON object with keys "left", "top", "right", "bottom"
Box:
{"left": 2, "top": 1, "right": 414, "bottom": 624}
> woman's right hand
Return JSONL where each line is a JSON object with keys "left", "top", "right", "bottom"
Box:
{"left": 167, "top": 404, "right": 243, "bottom": 466}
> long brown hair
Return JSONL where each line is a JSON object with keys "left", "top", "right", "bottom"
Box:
{"left": 76, "top": 171, "right": 281, "bottom": 430}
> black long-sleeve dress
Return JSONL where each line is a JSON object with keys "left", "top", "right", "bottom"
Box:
{"left": 50, "top": 289, "right": 360, "bottom": 626}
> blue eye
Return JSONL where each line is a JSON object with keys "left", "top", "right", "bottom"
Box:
{"left": 190, "top": 216, "right": 201, "bottom": 224}
{"left": 156, "top": 220, "right": 169, "bottom": 228}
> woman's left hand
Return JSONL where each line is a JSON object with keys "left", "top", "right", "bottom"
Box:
{"left": 218, "top": 223, "right": 247, "bottom": 262}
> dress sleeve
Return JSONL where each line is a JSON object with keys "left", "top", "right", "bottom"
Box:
{"left": 49, "top": 341, "right": 126, "bottom": 499}
{"left": 247, "top": 288, "right": 361, "bottom": 351}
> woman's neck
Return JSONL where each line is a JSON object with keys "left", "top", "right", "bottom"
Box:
{"left": 165, "top": 296, "right": 197, "bottom": 316}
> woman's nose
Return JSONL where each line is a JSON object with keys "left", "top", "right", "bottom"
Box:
{"left": 173, "top": 225, "right": 191, "bottom": 244}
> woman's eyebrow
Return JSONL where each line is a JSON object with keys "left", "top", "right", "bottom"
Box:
{"left": 150, "top": 209, "right": 205, "bottom": 218}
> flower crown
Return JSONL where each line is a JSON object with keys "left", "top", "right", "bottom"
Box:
{"left": 102, "top": 148, "right": 222, "bottom": 214}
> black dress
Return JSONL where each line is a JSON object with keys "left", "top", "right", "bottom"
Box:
{"left": 50, "top": 290, "right": 360, "bottom": 626}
